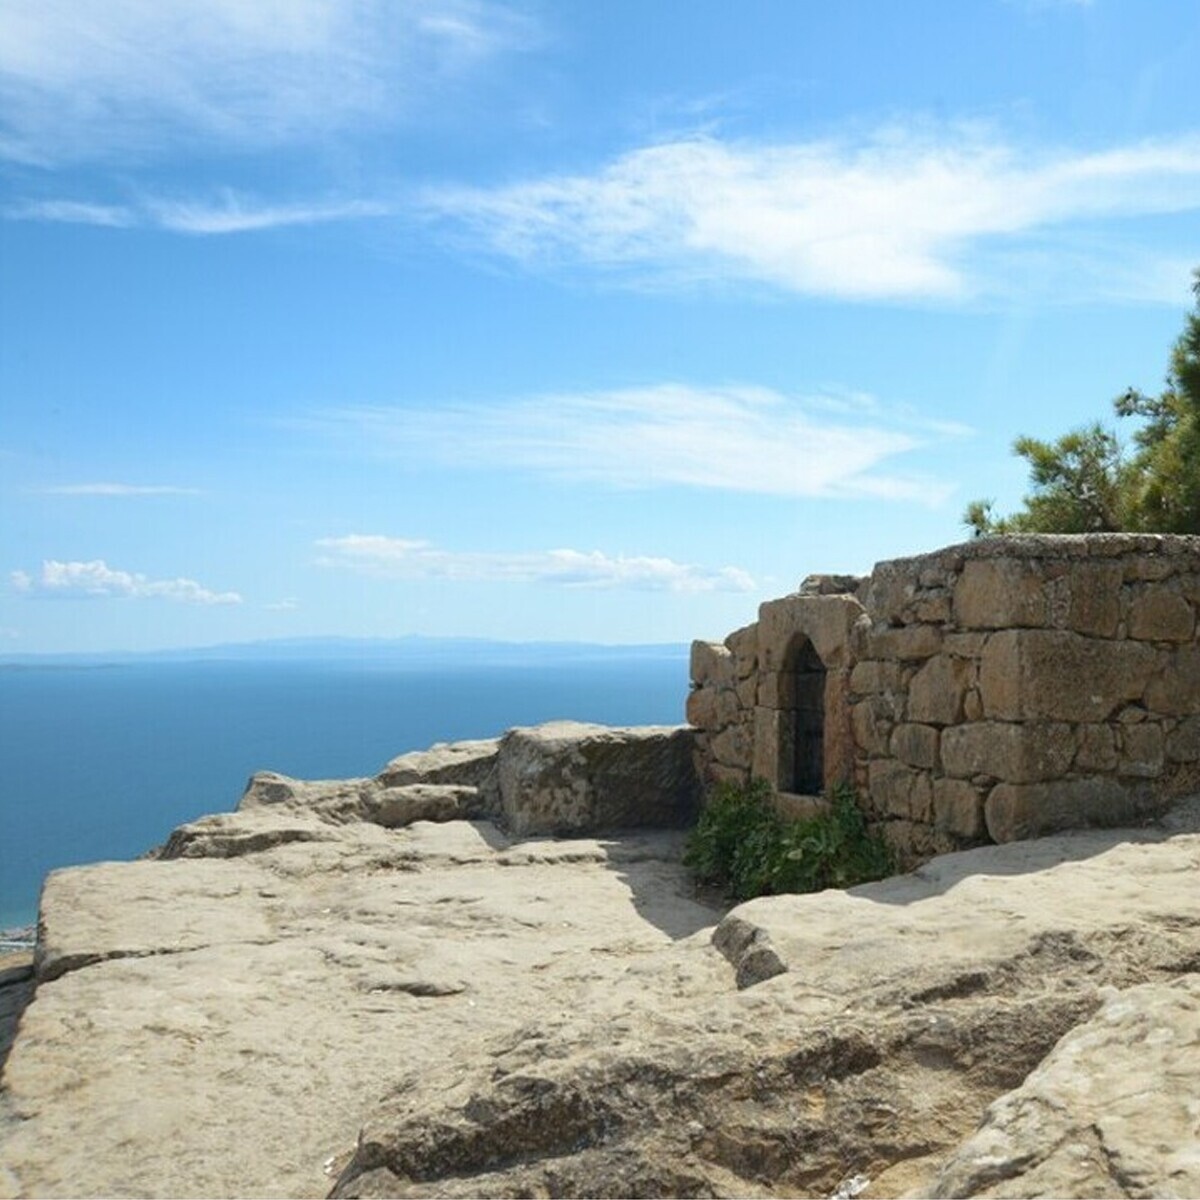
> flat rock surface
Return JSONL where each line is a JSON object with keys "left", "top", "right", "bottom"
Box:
{"left": 0, "top": 815, "right": 721, "bottom": 1199}
{"left": 4, "top": 804, "right": 1200, "bottom": 1198}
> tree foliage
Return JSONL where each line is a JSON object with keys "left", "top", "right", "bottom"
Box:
{"left": 966, "top": 270, "right": 1200, "bottom": 536}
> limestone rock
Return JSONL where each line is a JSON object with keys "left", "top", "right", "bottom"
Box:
{"left": 496, "top": 722, "right": 700, "bottom": 836}
{"left": 929, "top": 976, "right": 1200, "bottom": 1199}
{"left": 376, "top": 739, "right": 500, "bottom": 794}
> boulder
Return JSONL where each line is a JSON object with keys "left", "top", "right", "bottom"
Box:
{"left": 496, "top": 721, "right": 699, "bottom": 836}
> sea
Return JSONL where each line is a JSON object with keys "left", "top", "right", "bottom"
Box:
{"left": 0, "top": 642, "right": 690, "bottom": 933}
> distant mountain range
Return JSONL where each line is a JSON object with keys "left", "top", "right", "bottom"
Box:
{"left": 0, "top": 635, "right": 690, "bottom": 669}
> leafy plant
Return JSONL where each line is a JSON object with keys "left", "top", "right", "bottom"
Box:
{"left": 684, "top": 779, "right": 894, "bottom": 901}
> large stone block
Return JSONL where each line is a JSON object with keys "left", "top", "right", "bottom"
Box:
{"left": 1144, "top": 645, "right": 1200, "bottom": 715}
{"left": 985, "top": 777, "right": 1156, "bottom": 843}
{"left": 848, "top": 659, "right": 904, "bottom": 695}
{"left": 725, "top": 624, "right": 759, "bottom": 679}
{"left": 1044, "top": 561, "right": 1123, "bottom": 637}
{"left": 932, "top": 778, "right": 985, "bottom": 839}
{"left": 980, "top": 629, "right": 1158, "bottom": 723}
{"left": 1127, "top": 587, "right": 1195, "bottom": 642}
{"left": 497, "top": 722, "right": 699, "bottom": 836}
{"left": 685, "top": 686, "right": 719, "bottom": 732}
{"left": 756, "top": 594, "right": 864, "bottom": 671}
{"left": 907, "top": 653, "right": 971, "bottom": 726}
{"left": 865, "top": 623, "right": 943, "bottom": 662}
{"left": 689, "top": 640, "right": 734, "bottom": 689}
{"left": 1118, "top": 723, "right": 1164, "bottom": 778}
{"left": 954, "top": 558, "right": 1047, "bottom": 629}
{"left": 711, "top": 721, "right": 754, "bottom": 771}
{"left": 941, "top": 721, "right": 1075, "bottom": 784}
{"left": 867, "top": 760, "right": 932, "bottom": 822}
{"left": 1167, "top": 715, "right": 1200, "bottom": 762}
{"left": 751, "top": 706, "right": 789, "bottom": 786}
{"left": 890, "top": 722, "right": 940, "bottom": 770}
{"left": 1075, "top": 723, "right": 1117, "bottom": 772}
{"left": 851, "top": 698, "right": 892, "bottom": 757}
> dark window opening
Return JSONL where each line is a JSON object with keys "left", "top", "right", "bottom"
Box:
{"left": 787, "top": 637, "right": 825, "bottom": 794}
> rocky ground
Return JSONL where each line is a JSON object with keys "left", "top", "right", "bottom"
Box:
{"left": 2, "top": 734, "right": 1199, "bottom": 1198}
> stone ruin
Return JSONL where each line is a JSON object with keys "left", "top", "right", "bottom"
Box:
{"left": 688, "top": 534, "right": 1200, "bottom": 864}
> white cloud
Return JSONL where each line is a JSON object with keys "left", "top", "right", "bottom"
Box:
{"left": 422, "top": 129, "right": 1200, "bottom": 301}
{"left": 0, "top": 0, "right": 535, "bottom": 164}
{"left": 7, "top": 193, "right": 392, "bottom": 235}
{"left": 311, "top": 382, "right": 961, "bottom": 504}
{"left": 265, "top": 598, "right": 300, "bottom": 611}
{"left": 36, "top": 482, "right": 201, "bottom": 496}
{"left": 315, "top": 535, "right": 756, "bottom": 594}
{"left": 11, "top": 560, "right": 242, "bottom": 605}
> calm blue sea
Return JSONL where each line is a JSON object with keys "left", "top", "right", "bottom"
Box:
{"left": 0, "top": 652, "right": 689, "bottom": 931}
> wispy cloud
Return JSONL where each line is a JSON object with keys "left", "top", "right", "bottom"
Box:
{"left": 422, "top": 129, "right": 1200, "bottom": 301}
{"left": 308, "top": 383, "right": 963, "bottom": 504}
{"left": 36, "top": 482, "right": 201, "bottom": 496}
{"left": 11, "top": 560, "right": 242, "bottom": 605}
{"left": 0, "top": 0, "right": 536, "bottom": 164}
{"left": 265, "top": 598, "right": 300, "bottom": 611}
{"left": 316, "top": 535, "right": 756, "bottom": 594}
{"left": 7, "top": 194, "right": 391, "bottom": 235}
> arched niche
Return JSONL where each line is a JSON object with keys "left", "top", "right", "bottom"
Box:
{"left": 784, "top": 634, "right": 826, "bottom": 795}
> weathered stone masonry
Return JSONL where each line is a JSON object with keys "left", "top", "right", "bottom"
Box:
{"left": 688, "top": 534, "right": 1200, "bottom": 865}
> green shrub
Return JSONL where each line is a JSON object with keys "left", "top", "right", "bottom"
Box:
{"left": 684, "top": 779, "right": 894, "bottom": 901}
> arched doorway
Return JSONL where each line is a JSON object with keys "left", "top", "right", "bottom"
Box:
{"left": 786, "top": 636, "right": 825, "bottom": 794}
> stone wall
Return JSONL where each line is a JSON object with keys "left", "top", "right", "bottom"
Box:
{"left": 688, "top": 535, "right": 1200, "bottom": 863}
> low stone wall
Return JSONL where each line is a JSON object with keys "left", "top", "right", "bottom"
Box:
{"left": 689, "top": 535, "right": 1200, "bottom": 864}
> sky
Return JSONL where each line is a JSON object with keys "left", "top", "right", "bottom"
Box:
{"left": 1, "top": 0, "right": 1198, "bottom": 654}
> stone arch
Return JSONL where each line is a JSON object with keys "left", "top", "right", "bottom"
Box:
{"left": 783, "top": 634, "right": 826, "bottom": 794}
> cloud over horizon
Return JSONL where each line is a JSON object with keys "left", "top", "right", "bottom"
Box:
{"left": 11, "top": 560, "right": 242, "bottom": 605}
{"left": 315, "top": 535, "right": 756, "bottom": 593}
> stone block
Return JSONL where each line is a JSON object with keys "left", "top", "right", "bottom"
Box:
{"left": 1045, "top": 562, "right": 1123, "bottom": 637}
{"left": 1075, "top": 724, "right": 1117, "bottom": 772}
{"left": 851, "top": 698, "right": 893, "bottom": 757}
{"left": 866, "top": 624, "right": 943, "bottom": 662}
{"left": 757, "top": 671, "right": 796, "bottom": 709}
{"left": 913, "top": 591, "right": 952, "bottom": 623}
{"left": 849, "top": 659, "right": 904, "bottom": 695}
{"left": 735, "top": 675, "right": 758, "bottom": 708}
{"left": 890, "top": 723, "right": 940, "bottom": 770}
{"left": 867, "top": 760, "right": 932, "bottom": 821}
{"left": 751, "top": 706, "right": 788, "bottom": 785}
{"left": 907, "top": 653, "right": 971, "bottom": 726}
{"left": 1144, "top": 645, "right": 1200, "bottom": 715}
{"left": 943, "top": 632, "right": 988, "bottom": 659}
{"left": 497, "top": 722, "right": 700, "bottom": 836}
{"left": 1118, "top": 723, "right": 1165, "bottom": 778}
{"left": 1166, "top": 715, "right": 1200, "bottom": 763}
{"left": 963, "top": 688, "right": 984, "bottom": 721}
{"left": 941, "top": 721, "right": 1075, "bottom": 784}
{"left": 985, "top": 777, "right": 1156, "bottom": 843}
{"left": 1127, "top": 588, "right": 1196, "bottom": 642}
{"left": 725, "top": 624, "right": 759, "bottom": 679}
{"left": 980, "top": 629, "right": 1157, "bottom": 723}
{"left": 689, "top": 641, "right": 734, "bottom": 689}
{"left": 823, "top": 668, "right": 858, "bottom": 788}
{"left": 756, "top": 594, "right": 864, "bottom": 671}
{"left": 685, "top": 687, "right": 719, "bottom": 732}
{"left": 866, "top": 559, "right": 920, "bottom": 624}
{"left": 954, "top": 559, "right": 1047, "bottom": 629}
{"left": 711, "top": 721, "right": 754, "bottom": 771}
{"left": 932, "top": 778, "right": 985, "bottom": 839}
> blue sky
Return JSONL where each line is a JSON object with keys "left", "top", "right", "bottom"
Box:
{"left": 2, "top": 0, "right": 1198, "bottom": 653}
